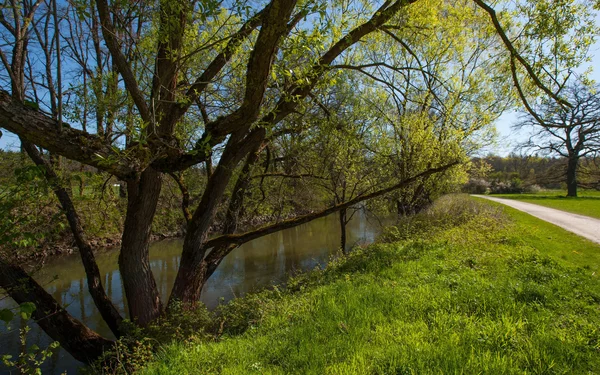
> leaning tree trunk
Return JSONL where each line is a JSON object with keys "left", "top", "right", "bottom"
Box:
{"left": 173, "top": 162, "right": 460, "bottom": 306}
{"left": 200, "top": 146, "right": 264, "bottom": 291}
{"left": 120, "top": 168, "right": 163, "bottom": 325}
{"left": 0, "top": 258, "right": 113, "bottom": 364}
{"left": 566, "top": 156, "right": 579, "bottom": 197}
{"left": 21, "top": 140, "right": 123, "bottom": 337}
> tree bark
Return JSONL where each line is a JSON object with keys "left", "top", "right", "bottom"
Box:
{"left": 21, "top": 140, "right": 124, "bottom": 337}
{"left": 339, "top": 208, "right": 347, "bottom": 253}
{"left": 566, "top": 155, "right": 578, "bottom": 197}
{"left": 200, "top": 146, "right": 264, "bottom": 288}
{"left": 0, "top": 258, "right": 113, "bottom": 364}
{"left": 169, "top": 130, "right": 265, "bottom": 306}
{"left": 120, "top": 168, "right": 163, "bottom": 325}
{"left": 0, "top": 91, "right": 137, "bottom": 178}
{"left": 169, "top": 151, "right": 248, "bottom": 305}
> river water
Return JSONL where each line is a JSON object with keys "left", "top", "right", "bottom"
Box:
{"left": 0, "top": 211, "right": 384, "bottom": 374}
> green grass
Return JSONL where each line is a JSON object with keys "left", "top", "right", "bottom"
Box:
{"left": 491, "top": 190, "right": 600, "bottom": 219}
{"left": 141, "top": 195, "right": 600, "bottom": 375}
{"left": 480, "top": 200, "right": 600, "bottom": 272}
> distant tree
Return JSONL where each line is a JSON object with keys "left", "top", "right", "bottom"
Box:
{"left": 518, "top": 80, "right": 600, "bottom": 197}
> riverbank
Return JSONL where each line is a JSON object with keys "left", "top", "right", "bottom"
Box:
{"left": 139, "top": 195, "right": 600, "bottom": 374}
{"left": 14, "top": 209, "right": 316, "bottom": 266}
{"left": 1, "top": 152, "right": 319, "bottom": 264}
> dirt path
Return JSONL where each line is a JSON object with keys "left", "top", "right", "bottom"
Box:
{"left": 474, "top": 195, "right": 600, "bottom": 244}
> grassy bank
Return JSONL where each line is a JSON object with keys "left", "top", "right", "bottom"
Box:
{"left": 491, "top": 190, "right": 600, "bottom": 219}
{"left": 141, "top": 195, "right": 600, "bottom": 374}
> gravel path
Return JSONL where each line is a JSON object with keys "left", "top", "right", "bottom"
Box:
{"left": 473, "top": 195, "right": 600, "bottom": 244}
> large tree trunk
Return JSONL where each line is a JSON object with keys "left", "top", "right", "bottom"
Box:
{"left": 169, "top": 161, "right": 239, "bottom": 305}
{"left": 566, "top": 156, "right": 578, "bottom": 197}
{"left": 200, "top": 147, "right": 264, "bottom": 292}
{"left": 0, "top": 258, "right": 113, "bottom": 364}
{"left": 169, "top": 131, "right": 264, "bottom": 306}
{"left": 21, "top": 140, "right": 123, "bottom": 337}
{"left": 168, "top": 0, "right": 297, "bottom": 305}
{"left": 120, "top": 168, "right": 163, "bottom": 325}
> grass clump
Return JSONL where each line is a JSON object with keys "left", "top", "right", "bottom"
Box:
{"left": 141, "top": 194, "right": 600, "bottom": 375}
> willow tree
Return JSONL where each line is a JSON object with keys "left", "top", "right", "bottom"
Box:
{"left": 0, "top": 0, "right": 596, "bottom": 363}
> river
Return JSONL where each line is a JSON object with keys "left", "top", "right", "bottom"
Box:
{"left": 0, "top": 210, "right": 385, "bottom": 374}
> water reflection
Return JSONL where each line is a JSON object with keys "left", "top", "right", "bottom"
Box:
{"left": 0, "top": 210, "right": 384, "bottom": 374}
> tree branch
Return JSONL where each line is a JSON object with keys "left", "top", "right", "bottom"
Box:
{"left": 510, "top": 56, "right": 547, "bottom": 127}
{"left": 166, "top": 6, "right": 267, "bottom": 124}
{"left": 260, "top": 0, "right": 418, "bottom": 127}
{"left": 204, "top": 160, "right": 459, "bottom": 252}
{"left": 169, "top": 172, "right": 192, "bottom": 223}
{"left": 0, "top": 90, "right": 138, "bottom": 177}
{"left": 472, "top": 0, "right": 571, "bottom": 108}
{"left": 204, "top": 0, "right": 298, "bottom": 137}
{"left": 96, "top": 0, "right": 151, "bottom": 124}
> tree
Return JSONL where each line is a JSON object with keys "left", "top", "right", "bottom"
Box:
{"left": 518, "top": 80, "right": 600, "bottom": 197}
{"left": 489, "top": 0, "right": 599, "bottom": 196}
{"left": 0, "top": 0, "right": 595, "bottom": 364}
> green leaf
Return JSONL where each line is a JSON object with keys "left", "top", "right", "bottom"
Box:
{"left": 0, "top": 308, "right": 14, "bottom": 323}
{"left": 19, "top": 302, "right": 36, "bottom": 320}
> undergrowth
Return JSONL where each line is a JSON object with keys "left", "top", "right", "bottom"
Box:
{"left": 129, "top": 194, "right": 600, "bottom": 374}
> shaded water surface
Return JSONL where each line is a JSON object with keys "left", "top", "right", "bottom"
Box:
{"left": 0, "top": 211, "right": 384, "bottom": 374}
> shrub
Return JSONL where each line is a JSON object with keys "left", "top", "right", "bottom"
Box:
{"left": 523, "top": 184, "right": 541, "bottom": 193}
{"left": 379, "top": 194, "right": 504, "bottom": 242}
{"left": 489, "top": 177, "right": 525, "bottom": 194}
{"left": 85, "top": 336, "right": 154, "bottom": 375}
{"left": 463, "top": 178, "right": 490, "bottom": 194}
{"left": 84, "top": 303, "right": 214, "bottom": 375}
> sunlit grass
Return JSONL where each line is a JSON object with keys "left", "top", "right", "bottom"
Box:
{"left": 141, "top": 195, "right": 600, "bottom": 375}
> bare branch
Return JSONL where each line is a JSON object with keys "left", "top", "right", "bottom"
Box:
{"left": 96, "top": 0, "right": 151, "bottom": 124}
